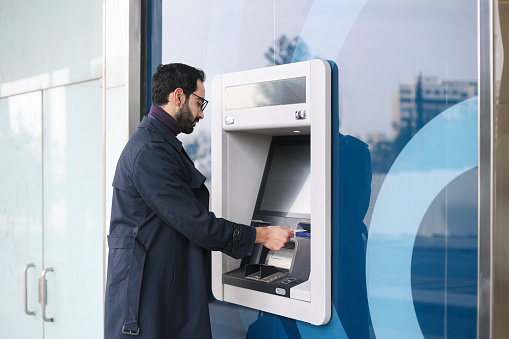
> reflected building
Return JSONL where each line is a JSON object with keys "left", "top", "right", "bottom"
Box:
{"left": 370, "top": 75, "right": 477, "bottom": 174}
{"left": 394, "top": 75, "right": 478, "bottom": 138}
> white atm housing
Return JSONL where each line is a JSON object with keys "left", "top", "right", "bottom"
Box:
{"left": 211, "top": 59, "right": 331, "bottom": 325}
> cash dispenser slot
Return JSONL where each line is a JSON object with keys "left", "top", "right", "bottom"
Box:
{"left": 222, "top": 236, "right": 310, "bottom": 297}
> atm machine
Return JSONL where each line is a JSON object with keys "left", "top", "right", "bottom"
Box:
{"left": 211, "top": 59, "right": 331, "bottom": 325}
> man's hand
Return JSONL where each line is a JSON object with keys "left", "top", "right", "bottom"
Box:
{"left": 255, "top": 226, "right": 294, "bottom": 251}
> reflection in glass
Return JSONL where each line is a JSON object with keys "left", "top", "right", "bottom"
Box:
{"left": 370, "top": 74, "right": 478, "bottom": 173}
{"left": 335, "top": 133, "right": 372, "bottom": 339}
{"left": 264, "top": 35, "right": 311, "bottom": 66}
{"left": 412, "top": 168, "right": 478, "bottom": 338}
{"left": 160, "top": 0, "right": 480, "bottom": 337}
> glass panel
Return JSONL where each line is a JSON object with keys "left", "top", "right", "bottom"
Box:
{"left": 160, "top": 0, "right": 479, "bottom": 338}
{"left": 0, "top": 1, "right": 102, "bottom": 95}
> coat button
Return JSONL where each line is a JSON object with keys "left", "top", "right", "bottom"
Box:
{"left": 233, "top": 229, "right": 241, "bottom": 240}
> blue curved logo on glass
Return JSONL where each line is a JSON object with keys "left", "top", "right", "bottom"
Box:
{"left": 366, "top": 97, "right": 478, "bottom": 338}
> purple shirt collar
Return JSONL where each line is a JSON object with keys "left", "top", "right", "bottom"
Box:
{"left": 148, "top": 106, "right": 181, "bottom": 136}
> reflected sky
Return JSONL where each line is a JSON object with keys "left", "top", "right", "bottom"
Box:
{"left": 337, "top": 0, "right": 477, "bottom": 138}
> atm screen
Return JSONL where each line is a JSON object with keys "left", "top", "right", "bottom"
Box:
{"left": 256, "top": 136, "right": 310, "bottom": 218}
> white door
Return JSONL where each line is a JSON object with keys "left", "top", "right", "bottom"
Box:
{"left": 42, "top": 81, "right": 104, "bottom": 339}
{"left": 0, "top": 91, "right": 44, "bottom": 339}
{"left": 0, "top": 81, "right": 104, "bottom": 339}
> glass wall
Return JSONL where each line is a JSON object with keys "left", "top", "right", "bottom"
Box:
{"left": 157, "top": 0, "right": 478, "bottom": 337}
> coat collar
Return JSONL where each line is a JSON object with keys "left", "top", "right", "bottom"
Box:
{"left": 138, "top": 117, "right": 206, "bottom": 185}
{"left": 148, "top": 105, "right": 182, "bottom": 136}
{"left": 139, "top": 116, "right": 183, "bottom": 151}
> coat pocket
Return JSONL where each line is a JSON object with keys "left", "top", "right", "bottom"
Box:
{"left": 106, "top": 235, "right": 135, "bottom": 298}
{"left": 106, "top": 234, "right": 147, "bottom": 328}
{"left": 171, "top": 241, "right": 188, "bottom": 296}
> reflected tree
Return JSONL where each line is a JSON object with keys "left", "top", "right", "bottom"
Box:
{"left": 265, "top": 35, "right": 310, "bottom": 66}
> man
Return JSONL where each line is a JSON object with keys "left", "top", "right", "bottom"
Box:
{"left": 104, "top": 63, "right": 294, "bottom": 338}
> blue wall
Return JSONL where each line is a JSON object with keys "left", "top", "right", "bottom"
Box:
{"left": 152, "top": 0, "right": 478, "bottom": 337}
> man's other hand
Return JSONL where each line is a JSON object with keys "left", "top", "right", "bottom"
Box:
{"left": 255, "top": 226, "right": 294, "bottom": 251}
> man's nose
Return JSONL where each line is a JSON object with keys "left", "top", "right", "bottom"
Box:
{"left": 198, "top": 110, "right": 204, "bottom": 119}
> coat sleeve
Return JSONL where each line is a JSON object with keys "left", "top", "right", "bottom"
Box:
{"left": 132, "top": 143, "right": 255, "bottom": 259}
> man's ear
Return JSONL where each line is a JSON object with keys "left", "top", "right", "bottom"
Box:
{"left": 172, "top": 88, "right": 185, "bottom": 107}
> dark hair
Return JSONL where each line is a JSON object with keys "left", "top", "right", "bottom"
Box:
{"left": 151, "top": 63, "right": 206, "bottom": 106}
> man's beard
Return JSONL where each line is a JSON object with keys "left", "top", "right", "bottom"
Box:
{"left": 176, "top": 101, "right": 199, "bottom": 134}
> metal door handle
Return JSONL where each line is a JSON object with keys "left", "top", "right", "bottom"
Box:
{"left": 39, "top": 267, "right": 54, "bottom": 322}
{"left": 23, "top": 263, "right": 36, "bottom": 315}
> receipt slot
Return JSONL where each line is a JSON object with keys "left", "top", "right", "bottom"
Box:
{"left": 211, "top": 59, "right": 331, "bottom": 325}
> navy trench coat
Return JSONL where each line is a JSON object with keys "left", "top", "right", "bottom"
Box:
{"left": 105, "top": 117, "right": 255, "bottom": 338}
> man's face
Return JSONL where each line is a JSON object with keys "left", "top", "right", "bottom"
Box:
{"left": 176, "top": 80, "right": 205, "bottom": 134}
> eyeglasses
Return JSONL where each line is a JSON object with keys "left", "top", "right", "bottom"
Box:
{"left": 183, "top": 90, "right": 208, "bottom": 112}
